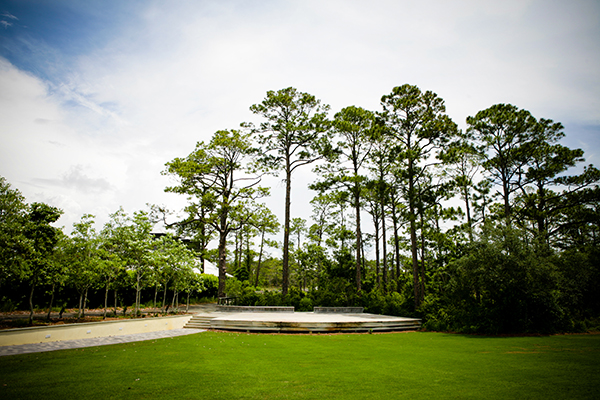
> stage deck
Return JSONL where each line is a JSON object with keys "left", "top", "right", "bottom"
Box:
{"left": 185, "top": 311, "right": 421, "bottom": 333}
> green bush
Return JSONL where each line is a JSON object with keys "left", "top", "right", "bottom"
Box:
{"left": 298, "top": 296, "right": 313, "bottom": 311}
{"left": 256, "top": 290, "right": 283, "bottom": 306}
{"left": 199, "top": 274, "right": 219, "bottom": 298}
{"left": 238, "top": 284, "right": 260, "bottom": 306}
{"left": 364, "top": 290, "right": 385, "bottom": 314}
{"left": 383, "top": 292, "right": 408, "bottom": 316}
{"left": 285, "top": 286, "right": 305, "bottom": 309}
{"left": 224, "top": 277, "right": 242, "bottom": 298}
{"left": 0, "top": 297, "right": 18, "bottom": 312}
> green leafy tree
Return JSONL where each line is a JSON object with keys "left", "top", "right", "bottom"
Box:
{"left": 23, "top": 202, "right": 63, "bottom": 324}
{"left": 68, "top": 214, "right": 103, "bottom": 318}
{"left": 165, "top": 129, "right": 267, "bottom": 297}
{"left": 0, "top": 176, "right": 30, "bottom": 288}
{"left": 366, "top": 131, "right": 396, "bottom": 288}
{"left": 443, "top": 138, "right": 485, "bottom": 241}
{"left": 250, "top": 204, "right": 280, "bottom": 287}
{"left": 250, "top": 87, "right": 331, "bottom": 295}
{"left": 44, "top": 231, "right": 69, "bottom": 320}
{"left": 466, "top": 104, "right": 537, "bottom": 221}
{"left": 514, "top": 118, "right": 600, "bottom": 248}
{"left": 444, "top": 223, "right": 564, "bottom": 334}
{"left": 313, "top": 106, "right": 376, "bottom": 291}
{"left": 379, "top": 84, "right": 458, "bottom": 308}
{"left": 103, "top": 208, "right": 155, "bottom": 315}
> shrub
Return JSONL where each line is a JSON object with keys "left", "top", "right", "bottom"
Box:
{"left": 364, "top": 290, "right": 385, "bottom": 315}
{"left": 298, "top": 296, "right": 313, "bottom": 312}
{"left": 256, "top": 290, "right": 283, "bottom": 306}
{"left": 199, "top": 274, "right": 219, "bottom": 298}
{"left": 238, "top": 284, "right": 260, "bottom": 306}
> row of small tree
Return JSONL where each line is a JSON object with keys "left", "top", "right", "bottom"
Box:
{"left": 0, "top": 178, "right": 209, "bottom": 324}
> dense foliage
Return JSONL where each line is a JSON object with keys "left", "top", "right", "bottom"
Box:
{"left": 0, "top": 185, "right": 214, "bottom": 318}
{"left": 2, "top": 84, "right": 599, "bottom": 334}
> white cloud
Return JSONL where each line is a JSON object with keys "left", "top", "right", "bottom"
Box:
{"left": 1, "top": 0, "right": 599, "bottom": 235}
{"left": 1, "top": 11, "right": 18, "bottom": 20}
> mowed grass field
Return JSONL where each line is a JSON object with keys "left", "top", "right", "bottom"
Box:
{"left": 1, "top": 331, "right": 598, "bottom": 399}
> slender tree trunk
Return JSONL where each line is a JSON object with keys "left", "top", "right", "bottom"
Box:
{"left": 162, "top": 281, "right": 169, "bottom": 312}
{"left": 354, "top": 192, "right": 362, "bottom": 291}
{"left": 237, "top": 229, "right": 242, "bottom": 271}
{"left": 77, "top": 291, "right": 84, "bottom": 319}
{"left": 255, "top": 229, "right": 265, "bottom": 287}
{"left": 374, "top": 216, "right": 381, "bottom": 288}
{"left": 217, "top": 227, "right": 228, "bottom": 298}
{"left": 407, "top": 155, "right": 422, "bottom": 309}
{"left": 103, "top": 279, "right": 111, "bottom": 319}
{"left": 380, "top": 199, "right": 388, "bottom": 289}
{"left": 28, "top": 276, "right": 37, "bottom": 325}
{"left": 199, "top": 204, "right": 207, "bottom": 272}
{"left": 46, "top": 283, "right": 56, "bottom": 321}
{"left": 462, "top": 184, "right": 474, "bottom": 242}
{"left": 503, "top": 178, "right": 510, "bottom": 219}
{"left": 114, "top": 289, "right": 118, "bottom": 316}
{"left": 282, "top": 166, "right": 292, "bottom": 296}
{"left": 391, "top": 202, "right": 401, "bottom": 285}
{"left": 135, "top": 272, "right": 141, "bottom": 316}
{"left": 419, "top": 205, "right": 427, "bottom": 300}
{"left": 409, "top": 216, "right": 421, "bottom": 309}
{"left": 361, "top": 236, "right": 367, "bottom": 284}
{"left": 245, "top": 234, "right": 251, "bottom": 282}
{"left": 153, "top": 283, "right": 159, "bottom": 314}
{"left": 82, "top": 288, "right": 88, "bottom": 318}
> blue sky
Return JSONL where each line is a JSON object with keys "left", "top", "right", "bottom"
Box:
{"left": 1, "top": 0, "right": 599, "bottom": 238}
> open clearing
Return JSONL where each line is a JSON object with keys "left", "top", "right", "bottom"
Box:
{"left": 1, "top": 331, "right": 598, "bottom": 399}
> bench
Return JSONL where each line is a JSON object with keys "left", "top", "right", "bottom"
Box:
{"left": 216, "top": 305, "right": 295, "bottom": 312}
{"left": 313, "top": 307, "right": 364, "bottom": 313}
{"left": 217, "top": 297, "right": 237, "bottom": 305}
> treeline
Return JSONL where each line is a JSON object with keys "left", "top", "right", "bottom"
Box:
{"left": 0, "top": 183, "right": 218, "bottom": 324}
{"left": 163, "top": 84, "right": 599, "bottom": 334}
{"left": 2, "top": 84, "right": 599, "bottom": 333}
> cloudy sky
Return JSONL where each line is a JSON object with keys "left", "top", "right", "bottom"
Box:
{"left": 1, "top": 0, "right": 599, "bottom": 235}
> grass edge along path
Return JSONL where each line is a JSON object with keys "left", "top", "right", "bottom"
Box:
{"left": 1, "top": 331, "right": 598, "bottom": 399}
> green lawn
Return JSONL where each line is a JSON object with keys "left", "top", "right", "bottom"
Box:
{"left": 1, "top": 331, "right": 598, "bottom": 399}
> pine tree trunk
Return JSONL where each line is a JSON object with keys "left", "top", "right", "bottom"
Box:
{"left": 282, "top": 166, "right": 292, "bottom": 296}
{"left": 255, "top": 229, "right": 265, "bottom": 287}
{"left": 392, "top": 205, "right": 401, "bottom": 285}
{"left": 354, "top": 186, "right": 362, "bottom": 292}
{"left": 381, "top": 199, "right": 388, "bottom": 288}
{"left": 217, "top": 224, "right": 228, "bottom": 298}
